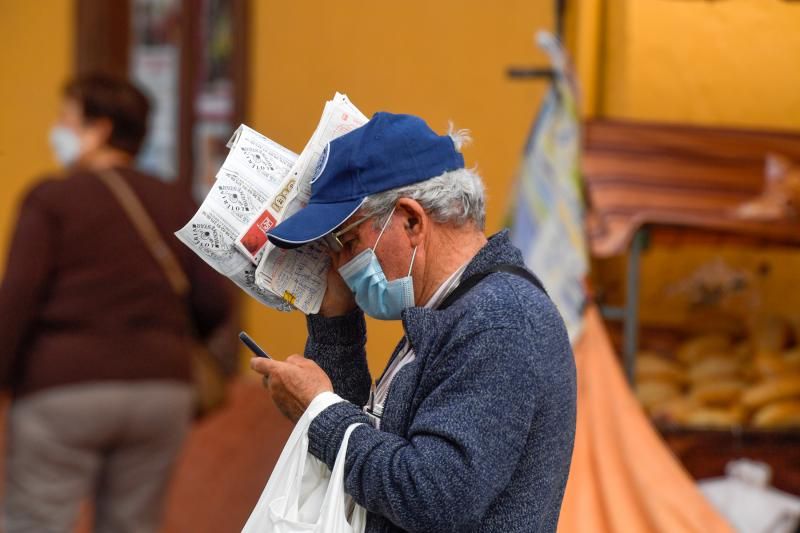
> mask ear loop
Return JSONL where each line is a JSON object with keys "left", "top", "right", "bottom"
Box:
{"left": 373, "top": 205, "right": 417, "bottom": 277}
{"left": 407, "top": 246, "right": 418, "bottom": 276}
{"left": 372, "top": 205, "right": 397, "bottom": 252}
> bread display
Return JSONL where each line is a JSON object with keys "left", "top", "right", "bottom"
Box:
{"left": 636, "top": 321, "right": 800, "bottom": 430}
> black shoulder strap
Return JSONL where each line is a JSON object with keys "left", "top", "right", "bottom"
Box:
{"left": 439, "top": 264, "right": 548, "bottom": 311}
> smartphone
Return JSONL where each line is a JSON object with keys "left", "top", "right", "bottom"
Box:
{"left": 238, "top": 331, "right": 272, "bottom": 359}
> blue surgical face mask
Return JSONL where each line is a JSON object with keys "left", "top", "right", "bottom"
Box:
{"left": 49, "top": 125, "right": 82, "bottom": 166}
{"left": 338, "top": 207, "right": 417, "bottom": 320}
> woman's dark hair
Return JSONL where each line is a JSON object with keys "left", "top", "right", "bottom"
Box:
{"left": 64, "top": 73, "right": 151, "bottom": 156}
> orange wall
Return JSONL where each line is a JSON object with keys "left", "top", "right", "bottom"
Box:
{"left": 244, "top": 1, "right": 553, "bottom": 371}
{"left": 0, "top": 0, "right": 73, "bottom": 257}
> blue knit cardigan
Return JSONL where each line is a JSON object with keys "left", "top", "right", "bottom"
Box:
{"left": 304, "top": 230, "right": 576, "bottom": 532}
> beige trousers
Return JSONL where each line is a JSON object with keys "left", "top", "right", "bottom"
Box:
{"left": 3, "top": 381, "right": 193, "bottom": 533}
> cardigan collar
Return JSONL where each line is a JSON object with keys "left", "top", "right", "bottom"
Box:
{"left": 400, "top": 229, "right": 525, "bottom": 356}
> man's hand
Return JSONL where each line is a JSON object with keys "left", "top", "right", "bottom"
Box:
{"left": 250, "top": 355, "right": 334, "bottom": 423}
{"left": 318, "top": 251, "right": 357, "bottom": 317}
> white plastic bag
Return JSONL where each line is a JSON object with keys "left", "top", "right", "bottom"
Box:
{"left": 242, "top": 407, "right": 366, "bottom": 533}
{"left": 699, "top": 459, "right": 800, "bottom": 533}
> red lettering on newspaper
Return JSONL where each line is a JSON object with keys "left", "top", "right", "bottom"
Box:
{"left": 240, "top": 210, "right": 277, "bottom": 257}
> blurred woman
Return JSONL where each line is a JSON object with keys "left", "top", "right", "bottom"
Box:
{"left": 0, "top": 73, "right": 235, "bottom": 533}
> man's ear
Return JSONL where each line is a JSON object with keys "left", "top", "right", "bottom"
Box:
{"left": 395, "top": 198, "right": 426, "bottom": 247}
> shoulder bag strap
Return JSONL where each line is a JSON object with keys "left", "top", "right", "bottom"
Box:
{"left": 96, "top": 169, "right": 190, "bottom": 298}
{"left": 438, "top": 264, "right": 547, "bottom": 311}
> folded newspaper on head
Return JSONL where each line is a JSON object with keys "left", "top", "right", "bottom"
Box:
{"left": 176, "top": 93, "right": 368, "bottom": 315}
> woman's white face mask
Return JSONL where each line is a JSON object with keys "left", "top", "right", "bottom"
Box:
{"left": 337, "top": 207, "right": 417, "bottom": 320}
{"left": 49, "top": 125, "right": 82, "bottom": 166}
{"left": 49, "top": 97, "right": 100, "bottom": 167}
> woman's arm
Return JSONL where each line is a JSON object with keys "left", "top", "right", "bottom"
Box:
{"left": 0, "top": 184, "right": 57, "bottom": 387}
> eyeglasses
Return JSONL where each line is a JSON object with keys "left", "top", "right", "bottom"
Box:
{"left": 322, "top": 216, "right": 370, "bottom": 252}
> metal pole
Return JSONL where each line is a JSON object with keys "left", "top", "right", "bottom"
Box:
{"left": 555, "top": 0, "right": 567, "bottom": 40}
{"left": 624, "top": 228, "right": 646, "bottom": 386}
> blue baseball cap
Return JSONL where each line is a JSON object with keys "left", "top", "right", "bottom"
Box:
{"left": 267, "top": 112, "right": 465, "bottom": 249}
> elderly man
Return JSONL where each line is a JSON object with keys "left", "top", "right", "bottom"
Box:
{"left": 252, "top": 112, "right": 576, "bottom": 532}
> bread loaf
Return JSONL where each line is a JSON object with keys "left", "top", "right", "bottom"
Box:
{"left": 741, "top": 374, "right": 800, "bottom": 408}
{"left": 637, "top": 352, "right": 686, "bottom": 384}
{"left": 752, "top": 400, "right": 800, "bottom": 428}
{"left": 753, "top": 351, "right": 793, "bottom": 378}
{"left": 650, "top": 396, "right": 699, "bottom": 425}
{"left": 688, "top": 357, "right": 740, "bottom": 384}
{"left": 676, "top": 334, "right": 731, "bottom": 364}
{"left": 690, "top": 380, "right": 746, "bottom": 406}
{"left": 637, "top": 381, "right": 681, "bottom": 411}
{"left": 684, "top": 406, "right": 745, "bottom": 428}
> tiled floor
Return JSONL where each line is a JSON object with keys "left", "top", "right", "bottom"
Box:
{"left": 0, "top": 378, "right": 293, "bottom": 533}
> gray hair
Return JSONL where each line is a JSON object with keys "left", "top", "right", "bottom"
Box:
{"left": 361, "top": 125, "right": 486, "bottom": 230}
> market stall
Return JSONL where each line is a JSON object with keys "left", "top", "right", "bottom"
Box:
{"left": 584, "top": 119, "right": 800, "bottom": 496}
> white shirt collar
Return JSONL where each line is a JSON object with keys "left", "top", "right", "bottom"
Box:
{"left": 423, "top": 260, "right": 470, "bottom": 310}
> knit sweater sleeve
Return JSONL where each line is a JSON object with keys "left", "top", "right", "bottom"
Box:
{"left": 307, "top": 324, "right": 539, "bottom": 533}
{"left": 304, "top": 308, "right": 372, "bottom": 407}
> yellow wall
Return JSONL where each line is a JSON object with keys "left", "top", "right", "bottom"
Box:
{"left": 599, "top": 0, "right": 800, "bottom": 130}
{"left": 0, "top": 0, "right": 553, "bottom": 375}
{"left": 245, "top": 1, "right": 553, "bottom": 371}
{"left": 0, "top": 0, "right": 73, "bottom": 256}
{"left": 565, "top": 1, "right": 800, "bottom": 336}
{"left": 564, "top": 0, "right": 603, "bottom": 118}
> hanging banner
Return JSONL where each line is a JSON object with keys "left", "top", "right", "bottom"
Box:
{"left": 510, "top": 31, "right": 588, "bottom": 343}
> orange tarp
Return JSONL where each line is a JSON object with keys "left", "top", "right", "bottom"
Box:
{"left": 558, "top": 306, "right": 733, "bottom": 533}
